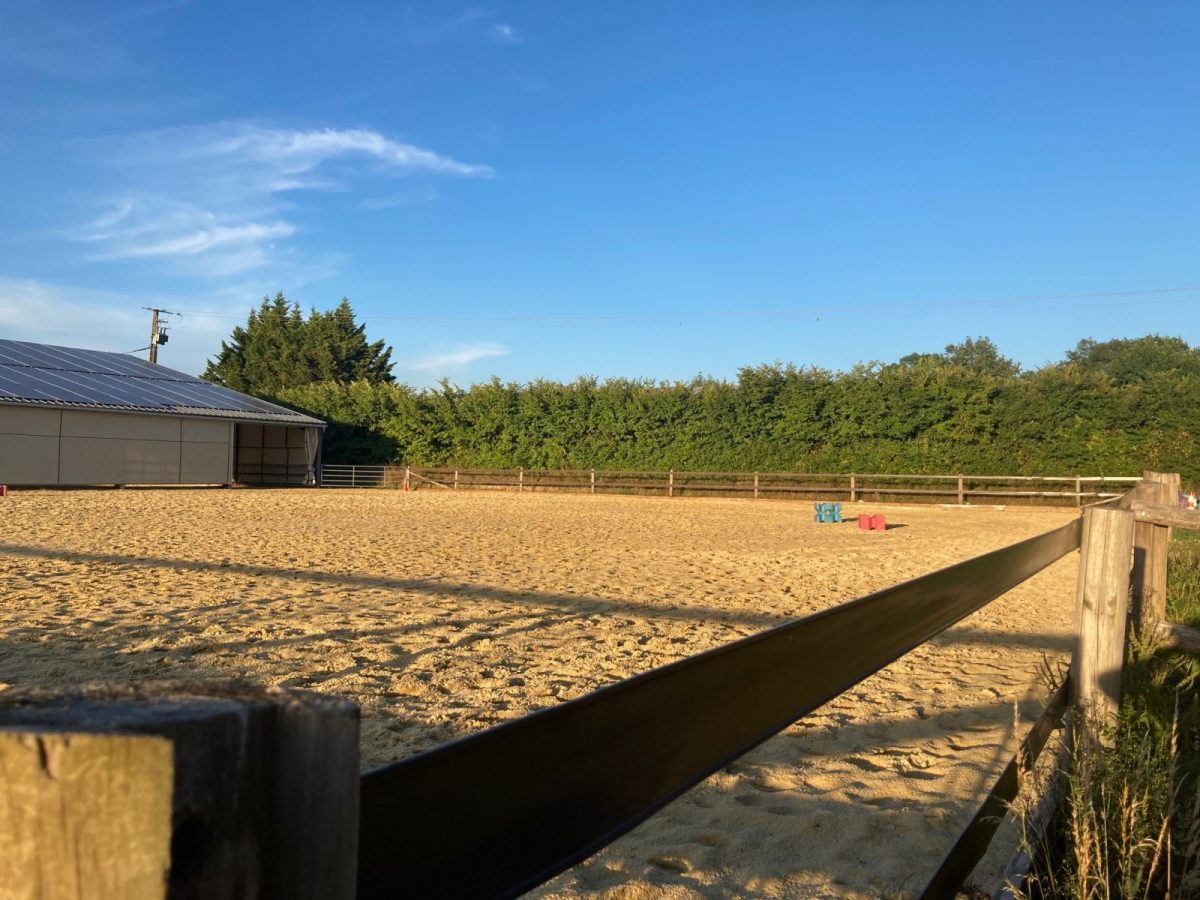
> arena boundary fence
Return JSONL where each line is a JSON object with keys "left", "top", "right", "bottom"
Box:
{"left": 320, "top": 463, "right": 1138, "bottom": 506}
{"left": 3, "top": 473, "right": 1198, "bottom": 898}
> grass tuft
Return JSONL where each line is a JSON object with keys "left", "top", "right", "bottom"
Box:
{"left": 1015, "top": 530, "right": 1200, "bottom": 898}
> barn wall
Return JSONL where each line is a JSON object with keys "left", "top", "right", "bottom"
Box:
{"left": 0, "top": 406, "right": 236, "bottom": 486}
{"left": 0, "top": 407, "right": 61, "bottom": 484}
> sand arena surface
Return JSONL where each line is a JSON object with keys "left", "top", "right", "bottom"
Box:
{"left": 0, "top": 488, "right": 1080, "bottom": 897}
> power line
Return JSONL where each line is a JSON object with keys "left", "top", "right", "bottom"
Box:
{"left": 160, "top": 284, "right": 1200, "bottom": 324}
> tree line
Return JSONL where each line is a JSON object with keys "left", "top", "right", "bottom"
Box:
{"left": 202, "top": 295, "right": 1200, "bottom": 481}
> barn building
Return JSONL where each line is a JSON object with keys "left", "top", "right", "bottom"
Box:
{"left": 0, "top": 339, "right": 324, "bottom": 487}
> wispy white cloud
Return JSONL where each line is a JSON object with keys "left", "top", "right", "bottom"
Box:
{"left": 405, "top": 342, "right": 510, "bottom": 372}
{"left": 136, "top": 123, "right": 493, "bottom": 177}
{"left": 96, "top": 221, "right": 296, "bottom": 259}
{"left": 360, "top": 186, "right": 440, "bottom": 210}
{"left": 75, "top": 122, "right": 491, "bottom": 275}
{"left": 0, "top": 275, "right": 339, "bottom": 376}
{"left": 0, "top": 276, "right": 231, "bottom": 372}
{"left": 491, "top": 23, "right": 521, "bottom": 43}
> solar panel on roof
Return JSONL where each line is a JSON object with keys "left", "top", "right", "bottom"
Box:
{"left": 0, "top": 339, "right": 322, "bottom": 426}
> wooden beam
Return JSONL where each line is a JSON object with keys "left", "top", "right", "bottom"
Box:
{"left": 0, "top": 682, "right": 359, "bottom": 899}
{"left": 1154, "top": 620, "right": 1200, "bottom": 655}
{"left": 1131, "top": 474, "right": 1179, "bottom": 632}
{"left": 1129, "top": 500, "right": 1200, "bottom": 530}
{"left": 1071, "top": 506, "right": 1134, "bottom": 737}
{"left": 0, "top": 731, "right": 174, "bottom": 898}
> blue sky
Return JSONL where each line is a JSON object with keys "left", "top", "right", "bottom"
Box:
{"left": 1, "top": 2, "right": 1197, "bottom": 385}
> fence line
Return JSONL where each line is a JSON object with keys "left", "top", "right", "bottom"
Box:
{"left": 321, "top": 463, "right": 1137, "bottom": 506}
{"left": 3, "top": 473, "right": 1197, "bottom": 897}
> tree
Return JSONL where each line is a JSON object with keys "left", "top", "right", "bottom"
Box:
{"left": 303, "top": 299, "right": 395, "bottom": 385}
{"left": 1066, "top": 335, "right": 1200, "bottom": 385}
{"left": 203, "top": 293, "right": 394, "bottom": 397}
{"left": 900, "top": 337, "right": 1019, "bottom": 377}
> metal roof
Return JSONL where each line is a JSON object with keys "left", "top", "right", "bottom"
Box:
{"left": 0, "top": 339, "right": 324, "bottom": 426}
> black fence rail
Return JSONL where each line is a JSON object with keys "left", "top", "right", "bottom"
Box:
{"left": 356, "top": 518, "right": 1083, "bottom": 898}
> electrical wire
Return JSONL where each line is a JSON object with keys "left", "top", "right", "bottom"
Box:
{"left": 160, "top": 284, "right": 1200, "bottom": 324}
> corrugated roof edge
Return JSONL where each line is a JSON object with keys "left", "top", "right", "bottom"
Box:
{"left": 0, "top": 396, "right": 325, "bottom": 427}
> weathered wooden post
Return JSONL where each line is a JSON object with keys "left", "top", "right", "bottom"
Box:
{"left": 1075, "top": 475, "right": 1082, "bottom": 507}
{"left": 0, "top": 682, "right": 360, "bottom": 899}
{"left": 590, "top": 468, "right": 595, "bottom": 494}
{"left": 1131, "top": 471, "right": 1181, "bottom": 633}
{"left": 1071, "top": 506, "right": 1134, "bottom": 743}
{"left": 518, "top": 467, "right": 524, "bottom": 492}
{"left": 454, "top": 468, "right": 459, "bottom": 490}
{"left": 668, "top": 469, "right": 674, "bottom": 498}
{"left": 957, "top": 474, "right": 964, "bottom": 505}
{"left": 849, "top": 473, "right": 857, "bottom": 503}
{"left": 753, "top": 472, "right": 759, "bottom": 500}
{"left": 404, "top": 466, "right": 411, "bottom": 491}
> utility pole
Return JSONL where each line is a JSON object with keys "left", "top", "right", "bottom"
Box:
{"left": 143, "top": 307, "right": 177, "bottom": 364}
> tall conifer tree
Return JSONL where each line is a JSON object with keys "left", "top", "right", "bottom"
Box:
{"left": 203, "top": 293, "right": 393, "bottom": 397}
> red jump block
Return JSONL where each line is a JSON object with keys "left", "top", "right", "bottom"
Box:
{"left": 0, "top": 485, "right": 7, "bottom": 497}
{"left": 858, "top": 513, "right": 886, "bottom": 531}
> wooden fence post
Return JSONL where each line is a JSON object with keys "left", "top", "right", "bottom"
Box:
{"left": 0, "top": 682, "right": 360, "bottom": 899}
{"left": 1071, "top": 506, "right": 1135, "bottom": 741}
{"left": 454, "top": 469, "right": 459, "bottom": 490}
{"left": 518, "top": 468, "right": 524, "bottom": 493}
{"left": 590, "top": 468, "right": 595, "bottom": 494}
{"left": 668, "top": 469, "right": 674, "bottom": 498}
{"left": 957, "top": 474, "right": 964, "bottom": 505}
{"left": 849, "top": 474, "right": 857, "bottom": 503}
{"left": 1131, "top": 471, "right": 1181, "bottom": 633}
{"left": 753, "top": 472, "right": 759, "bottom": 500}
{"left": 1075, "top": 475, "right": 1082, "bottom": 507}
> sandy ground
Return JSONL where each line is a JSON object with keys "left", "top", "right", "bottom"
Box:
{"left": 0, "top": 488, "right": 1080, "bottom": 897}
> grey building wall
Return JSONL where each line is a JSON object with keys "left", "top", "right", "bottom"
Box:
{"left": 0, "top": 406, "right": 234, "bottom": 486}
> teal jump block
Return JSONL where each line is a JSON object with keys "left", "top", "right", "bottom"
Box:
{"left": 814, "top": 502, "right": 842, "bottom": 523}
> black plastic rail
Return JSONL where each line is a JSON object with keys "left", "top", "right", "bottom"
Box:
{"left": 357, "top": 517, "right": 1082, "bottom": 899}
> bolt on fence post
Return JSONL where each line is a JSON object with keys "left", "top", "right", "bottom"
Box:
{"left": 1071, "top": 505, "right": 1135, "bottom": 746}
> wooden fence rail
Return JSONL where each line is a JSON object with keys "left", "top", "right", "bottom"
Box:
{"left": 321, "top": 464, "right": 1138, "bottom": 507}
{"left": 3, "top": 472, "right": 1197, "bottom": 897}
